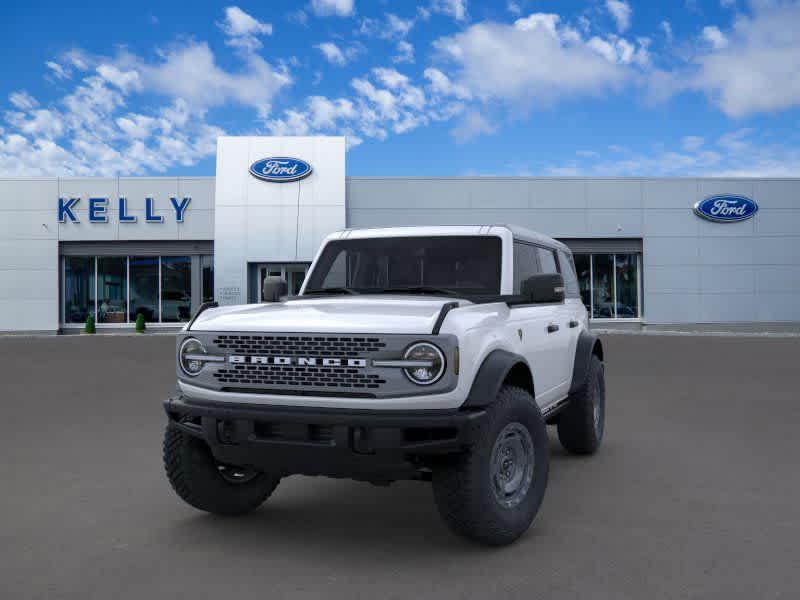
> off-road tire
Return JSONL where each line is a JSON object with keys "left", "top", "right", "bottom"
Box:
{"left": 557, "top": 355, "right": 605, "bottom": 455}
{"left": 163, "top": 425, "right": 280, "bottom": 516}
{"left": 432, "top": 386, "right": 549, "bottom": 546}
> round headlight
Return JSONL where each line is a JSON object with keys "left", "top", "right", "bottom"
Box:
{"left": 403, "top": 342, "right": 446, "bottom": 385}
{"left": 179, "top": 337, "right": 207, "bottom": 377}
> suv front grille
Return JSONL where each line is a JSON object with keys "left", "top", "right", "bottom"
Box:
{"left": 208, "top": 333, "right": 390, "bottom": 395}
{"left": 212, "top": 335, "right": 386, "bottom": 357}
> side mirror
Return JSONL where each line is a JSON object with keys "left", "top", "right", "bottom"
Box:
{"left": 521, "top": 273, "right": 565, "bottom": 304}
{"left": 262, "top": 276, "right": 288, "bottom": 302}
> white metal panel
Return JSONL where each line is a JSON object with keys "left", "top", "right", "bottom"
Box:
{"left": 213, "top": 136, "right": 346, "bottom": 305}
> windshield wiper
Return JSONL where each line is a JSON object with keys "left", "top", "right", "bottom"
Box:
{"left": 367, "top": 286, "right": 461, "bottom": 297}
{"left": 303, "top": 287, "right": 359, "bottom": 295}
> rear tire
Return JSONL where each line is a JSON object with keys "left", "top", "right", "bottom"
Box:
{"left": 432, "top": 386, "right": 549, "bottom": 546}
{"left": 557, "top": 355, "right": 605, "bottom": 455}
{"left": 163, "top": 424, "right": 280, "bottom": 516}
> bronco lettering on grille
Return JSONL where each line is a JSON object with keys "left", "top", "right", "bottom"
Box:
{"left": 228, "top": 355, "right": 368, "bottom": 368}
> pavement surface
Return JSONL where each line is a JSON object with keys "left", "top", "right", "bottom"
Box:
{"left": 1, "top": 334, "right": 798, "bottom": 600}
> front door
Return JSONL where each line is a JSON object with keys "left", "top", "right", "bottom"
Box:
{"left": 256, "top": 263, "right": 309, "bottom": 300}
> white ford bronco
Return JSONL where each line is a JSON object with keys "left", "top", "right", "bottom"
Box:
{"left": 163, "top": 225, "right": 605, "bottom": 545}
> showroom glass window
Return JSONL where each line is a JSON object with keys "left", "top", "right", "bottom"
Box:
{"left": 61, "top": 254, "right": 213, "bottom": 326}
{"left": 97, "top": 257, "right": 127, "bottom": 323}
{"left": 161, "top": 256, "right": 192, "bottom": 322}
{"left": 64, "top": 256, "right": 95, "bottom": 324}
{"left": 129, "top": 256, "right": 159, "bottom": 322}
{"left": 573, "top": 253, "right": 641, "bottom": 319}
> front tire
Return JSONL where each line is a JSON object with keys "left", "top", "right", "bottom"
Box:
{"left": 557, "top": 355, "right": 605, "bottom": 455}
{"left": 163, "top": 425, "right": 280, "bottom": 516}
{"left": 432, "top": 386, "right": 549, "bottom": 546}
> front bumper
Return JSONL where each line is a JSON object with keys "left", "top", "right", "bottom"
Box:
{"left": 164, "top": 395, "right": 486, "bottom": 482}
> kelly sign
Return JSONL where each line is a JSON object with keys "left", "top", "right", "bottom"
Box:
{"left": 58, "top": 197, "right": 191, "bottom": 223}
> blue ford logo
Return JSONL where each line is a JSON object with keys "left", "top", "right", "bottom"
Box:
{"left": 249, "top": 157, "right": 312, "bottom": 182}
{"left": 693, "top": 195, "right": 758, "bottom": 223}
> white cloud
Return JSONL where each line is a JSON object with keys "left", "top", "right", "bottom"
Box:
{"left": 266, "top": 66, "right": 463, "bottom": 145}
{"left": 681, "top": 135, "right": 704, "bottom": 152}
{"left": 432, "top": 13, "right": 638, "bottom": 107}
{"left": 430, "top": 0, "right": 468, "bottom": 21}
{"left": 423, "top": 67, "right": 472, "bottom": 100}
{"left": 546, "top": 128, "right": 800, "bottom": 177}
{"left": 393, "top": 41, "right": 415, "bottom": 63}
{"left": 6, "top": 108, "right": 65, "bottom": 139}
{"left": 587, "top": 34, "right": 649, "bottom": 66}
{"left": 606, "top": 0, "right": 632, "bottom": 33}
{"left": 45, "top": 61, "right": 71, "bottom": 80}
{"left": 96, "top": 64, "right": 142, "bottom": 93}
{"left": 386, "top": 14, "right": 414, "bottom": 38}
{"left": 690, "top": 1, "right": 800, "bottom": 116}
{"left": 218, "top": 6, "right": 272, "bottom": 51}
{"left": 9, "top": 91, "right": 38, "bottom": 111}
{"left": 660, "top": 20, "right": 673, "bottom": 43}
{"left": 701, "top": 25, "right": 728, "bottom": 49}
{"left": 140, "top": 42, "right": 290, "bottom": 116}
{"left": 507, "top": 1, "right": 522, "bottom": 16}
{"left": 314, "top": 42, "right": 363, "bottom": 66}
{"left": 451, "top": 110, "right": 496, "bottom": 142}
{"left": 288, "top": 10, "right": 308, "bottom": 25}
{"left": 0, "top": 35, "right": 288, "bottom": 175}
{"left": 310, "top": 0, "right": 354, "bottom": 17}
{"left": 359, "top": 13, "right": 415, "bottom": 41}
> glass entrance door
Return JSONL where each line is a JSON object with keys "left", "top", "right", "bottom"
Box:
{"left": 256, "top": 263, "right": 309, "bottom": 300}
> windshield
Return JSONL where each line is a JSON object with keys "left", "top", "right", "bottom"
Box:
{"left": 303, "top": 236, "right": 502, "bottom": 296}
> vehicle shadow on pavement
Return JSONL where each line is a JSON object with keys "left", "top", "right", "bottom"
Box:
{"left": 156, "top": 436, "right": 574, "bottom": 558}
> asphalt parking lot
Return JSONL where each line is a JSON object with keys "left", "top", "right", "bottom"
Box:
{"left": 1, "top": 333, "right": 799, "bottom": 600}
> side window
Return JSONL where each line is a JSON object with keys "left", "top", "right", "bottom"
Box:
{"left": 558, "top": 250, "right": 580, "bottom": 298}
{"left": 536, "top": 247, "right": 559, "bottom": 274}
{"left": 513, "top": 242, "right": 540, "bottom": 293}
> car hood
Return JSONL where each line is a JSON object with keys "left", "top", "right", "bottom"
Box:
{"left": 189, "top": 295, "right": 467, "bottom": 334}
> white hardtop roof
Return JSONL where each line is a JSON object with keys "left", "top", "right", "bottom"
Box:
{"left": 328, "top": 225, "right": 569, "bottom": 253}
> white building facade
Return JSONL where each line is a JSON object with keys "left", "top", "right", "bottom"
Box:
{"left": 0, "top": 135, "right": 798, "bottom": 333}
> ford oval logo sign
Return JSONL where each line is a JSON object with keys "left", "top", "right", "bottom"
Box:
{"left": 249, "top": 157, "right": 312, "bottom": 183}
{"left": 693, "top": 195, "right": 758, "bottom": 223}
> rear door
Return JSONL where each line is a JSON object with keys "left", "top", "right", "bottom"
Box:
{"left": 557, "top": 249, "right": 585, "bottom": 376}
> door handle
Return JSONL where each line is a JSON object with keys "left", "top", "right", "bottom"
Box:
{"left": 569, "top": 320, "right": 579, "bottom": 328}
{"left": 547, "top": 323, "right": 559, "bottom": 333}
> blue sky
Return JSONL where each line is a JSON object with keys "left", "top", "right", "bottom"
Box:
{"left": 1, "top": 0, "right": 798, "bottom": 177}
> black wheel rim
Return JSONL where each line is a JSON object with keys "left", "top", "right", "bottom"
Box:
{"left": 490, "top": 422, "right": 535, "bottom": 508}
{"left": 592, "top": 370, "right": 605, "bottom": 440}
{"left": 216, "top": 463, "right": 259, "bottom": 484}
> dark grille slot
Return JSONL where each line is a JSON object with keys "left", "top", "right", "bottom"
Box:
{"left": 212, "top": 334, "right": 386, "bottom": 357}
{"left": 252, "top": 422, "right": 335, "bottom": 445}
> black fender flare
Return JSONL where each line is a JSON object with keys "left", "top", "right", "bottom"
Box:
{"left": 462, "top": 349, "right": 533, "bottom": 408}
{"left": 569, "top": 330, "right": 604, "bottom": 395}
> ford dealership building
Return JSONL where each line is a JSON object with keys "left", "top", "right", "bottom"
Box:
{"left": 1, "top": 136, "right": 798, "bottom": 334}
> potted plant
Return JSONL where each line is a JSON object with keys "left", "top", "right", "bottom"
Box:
{"left": 135, "top": 313, "right": 146, "bottom": 333}
{"left": 84, "top": 314, "right": 96, "bottom": 334}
